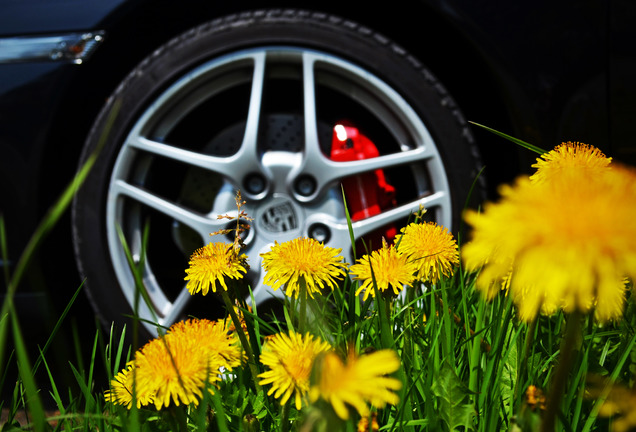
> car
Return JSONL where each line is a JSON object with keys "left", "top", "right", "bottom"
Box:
{"left": 2, "top": 0, "right": 634, "bottom": 337}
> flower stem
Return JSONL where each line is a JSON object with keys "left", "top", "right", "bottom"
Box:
{"left": 298, "top": 278, "right": 307, "bottom": 334}
{"left": 220, "top": 290, "right": 262, "bottom": 393}
{"left": 280, "top": 400, "right": 291, "bottom": 432}
{"left": 540, "top": 311, "right": 582, "bottom": 432}
{"left": 516, "top": 316, "right": 537, "bottom": 409}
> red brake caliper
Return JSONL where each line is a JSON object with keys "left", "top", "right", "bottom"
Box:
{"left": 329, "top": 123, "right": 397, "bottom": 247}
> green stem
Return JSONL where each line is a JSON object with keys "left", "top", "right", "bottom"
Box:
{"left": 468, "top": 295, "right": 485, "bottom": 397}
{"left": 404, "top": 285, "right": 415, "bottom": 365}
{"left": 540, "top": 311, "right": 582, "bottom": 432}
{"left": 298, "top": 278, "right": 307, "bottom": 334}
{"left": 516, "top": 316, "right": 537, "bottom": 410}
{"left": 280, "top": 400, "right": 291, "bottom": 432}
{"left": 168, "top": 405, "right": 188, "bottom": 432}
{"left": 220, "top": 290, "right": 262, "bottom": 393}
{"left": 383, "top": 293, "right": 394, "bottom": 343}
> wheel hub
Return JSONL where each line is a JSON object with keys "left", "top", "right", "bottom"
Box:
{"left": 257, "top": 195, "right": 302, "bottom": 235}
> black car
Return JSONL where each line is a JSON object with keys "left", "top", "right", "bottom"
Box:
{"left": 2, "top": 0, "right": 634, "bottom": 336}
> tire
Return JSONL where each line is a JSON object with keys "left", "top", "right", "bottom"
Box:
{"left": 72, "top": 9, "right": 484, "bottom": 336}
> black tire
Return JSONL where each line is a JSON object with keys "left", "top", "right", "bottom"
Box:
{"left": 72, "top": 9, "right": 484, "bottom": 336}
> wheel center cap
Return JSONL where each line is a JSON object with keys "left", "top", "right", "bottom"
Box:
{"left": 257, "top": 195, "right": 304, "bottom": 235}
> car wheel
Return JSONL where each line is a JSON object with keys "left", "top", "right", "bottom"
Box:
{"left": 72, "top": 9, "right": 483, "bottom": 336}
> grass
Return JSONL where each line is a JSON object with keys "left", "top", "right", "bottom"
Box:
{"left": 1, "top": 125, "right": 635, "bottom": 431}
{"left": 2, "top": 215, "right": 634, "bottom": 431}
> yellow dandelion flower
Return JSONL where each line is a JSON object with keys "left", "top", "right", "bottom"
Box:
{"left": 258, "top": 331, "right": 332, "bottom": 410}
{"left": 260, "top": 238, "right": 348, "bottom": 298}
{"left": 133, "top": 331, "right": 224, "bottom": 410}
{"left": 530, "top": 141, "right": 612, "bottom": 184}
{"left": 350, "top": 242, "right": 417, "bottom": 301}
{"left": 309, "top": 348, "right": 402, "bottom": 420}
{"left": 185, "top": 242, "right": 248, "bottom": 295}
{"left": 104, "top": 362, "right": 154, "bottom": 409}
{"left": 168, "top": 318, "right": 244, "bottom": 370}
{"left": 463, "top": 165, "right": 636, "bottom": 322}
{"left": 395, "top": 222, "right": 459, "bottom": 284}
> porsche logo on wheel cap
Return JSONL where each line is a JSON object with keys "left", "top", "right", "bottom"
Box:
{"left": 261, "top": 201, "right": 298, "bottom": 233}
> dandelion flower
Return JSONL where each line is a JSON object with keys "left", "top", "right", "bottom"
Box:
{"left": 463, "top": 165, "right": 636, "bottom": 322}
{"left": 168, "top": 318, "right": 244, "bottom": 370}
{"left": 260, "top": 238, "right": 348, "bottom": 298}
{"left": 185, "top": 242, "right": 248, "bottom": 295}
{"left": 395, "top": 222, "right": 459, "bottom": 284}
{"left": 104, "top": 362, "right": 154, "bottom": 409}
{"left": 309, "top": 349, "right": 402, "bottom": 420}
{"left": 133, "top": 332, "right": 224, "bottom": 409}
{"left": 258, "top": 331, "right": 332, "bottom": 410}
{"left": 530, "top": 141, "right": 612, "bottom": 184}
{"left": 350, "top": 242, "right": 417, "bottom": 300}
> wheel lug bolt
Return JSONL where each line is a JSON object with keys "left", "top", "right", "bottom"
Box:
{"left": 244, "top": 173, "right": 266, "bottom": 194}
{"left": 308, "top": 223, "right": 330, "bottom": 243}
{"left": 295, "top": 175, "right": 316, "bottom": 196}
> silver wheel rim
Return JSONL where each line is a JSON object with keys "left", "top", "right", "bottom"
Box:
{"left": 106, "top": 47, "right": 452, "bottom": 335}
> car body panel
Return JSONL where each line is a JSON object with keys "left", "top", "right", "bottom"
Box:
{"left": 0, "top": 0, "right": 126, "bottom": 36}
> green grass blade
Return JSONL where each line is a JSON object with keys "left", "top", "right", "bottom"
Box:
{"left": 30, "top": 281, "right": 84, "bottom": 376}
{"left": 11, "top": 312, "right": 47, "bottom": 432}
{"left": 113, "top": 324, "right": 128, "bottom": 375}
{"left": 84, "top": 330, "right": 99, "bottom": 413}
{"left": 458, "top": 165, "right": 487, "bottom": 246}
{"left": 210, "top": 388, "right": 229, "bottom": 431}
{"left": 341, "top": 185, "right": 357, "bottom": 261}
{"left": 38, "top": 347, "right": 75, "bottom": 431}
{"left": 115, "top": 223, "right": 160, "bottom": 342}
{"left": 69, "top": 362, "right": 96, "bottom": 412}
{"left": 469, "top": 121, "right": 547, "bottom": 155}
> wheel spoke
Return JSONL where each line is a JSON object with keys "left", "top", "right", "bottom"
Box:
{"left": 301, "top": 52, "right": 323, "bottom": 163}
{"left": 287, "top": 53, "right": 333, "bottom": 198}
{"left": 126, "top": 137, "right": 243, "bottom": 180}
{"left": 331, "top": 147, "right": 434, "bottom": 178}
{"left": 239, "top": 52, "right": 266, "bottom": 164}
{"left": 160, "top": 285, "right": 193, "bottom": 326}
{"left": 111, "top": 179, "right": 223, "bottom": 238}
{"left": 332, "top": 191, "right": 448, "bottom": 239}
